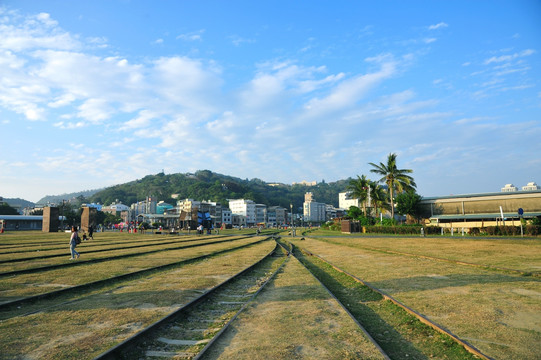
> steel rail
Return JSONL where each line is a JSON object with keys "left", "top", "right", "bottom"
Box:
{"left": 93, "top": 239, "right": 287, "bottom": 360}
{"left": 0, "top": 237, "right": 271, "bottom": 312}
{"left": 296, "top": 243, "right": 495, "bottom": 360}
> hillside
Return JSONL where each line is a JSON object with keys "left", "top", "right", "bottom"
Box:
{"left": 3, "top": 198, "right": 35, "bottom": 209}
{"left": 37, "top": 189, "right": 103, "bottom": 206}
{"left": 88, "top": 170, "right": 351, "bottom": 210}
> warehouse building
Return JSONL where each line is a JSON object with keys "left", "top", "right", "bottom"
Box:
{"left": 419, "top": 188, "right": 541, "bottom": 229}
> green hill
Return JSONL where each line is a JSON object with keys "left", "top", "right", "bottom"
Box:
{"left": 37, "top": 189, "right": 103, "bottom": 206}
{"left": 88, "top": 170, "right": 350, "bottom": 211}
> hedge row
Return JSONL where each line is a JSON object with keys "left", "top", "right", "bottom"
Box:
{"left": 469, "top": 225, "right": 540, "bottom": 236}
{"left": 364, "top": 225, "right": 422, "bottom": 235}
{"left": 353, "top": 225, "right": 540, "bottom": 236}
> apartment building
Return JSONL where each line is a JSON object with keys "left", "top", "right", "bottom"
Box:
{"left": 339, "top": 191, "right": 360, "bottom": 210}
{"left": 303, "top": 192, "right": 327, "bottom": 223}
{"left": 229, "top": 199, "right": 256, "bottom": 226}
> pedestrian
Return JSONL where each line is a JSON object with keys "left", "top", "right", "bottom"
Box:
{"left": 88, "top": 225, "right": 94, "bottom": 240}
{"left": 69, "top": 225, "right": 80, "bottom": 260}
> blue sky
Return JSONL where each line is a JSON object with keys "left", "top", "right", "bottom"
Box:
{"left": 1, "top": 1, "right": 540, "bottom": 203}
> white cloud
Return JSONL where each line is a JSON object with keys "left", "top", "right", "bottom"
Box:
{"left": 0, "top": 10, "right": 80, "bottom": 52}
{"left": 229, "top": 35, "right": 256, "bottom": 46}
{"left": 428, "top": 22, "right": 448, "bottom": 30}
{"left": 152, "top": 56, "right": 223, "bottom": 112}
{"left": 303, "top": 59, "right": 396, "bottom": 116}
{"left": 76, "top": 98, "right": 113, "bottom": 122}
{"left": 177, "top": 29, "right": 205, "bottom": 41}
{"left": 484, "top": 49, "right": 535, "bottom": 64}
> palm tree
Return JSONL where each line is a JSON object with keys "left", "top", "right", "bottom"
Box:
{"left": 346, "top": 175, "right": 370, "bottom": 215}
{"left": 369, "top": 153, "right": 416, "bottom": 219}
{"left": 369, "top": 180, "right": 389, "bottom": 218}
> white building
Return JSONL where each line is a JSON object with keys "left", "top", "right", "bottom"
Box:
{"left": 229, "top": 199, "right": 256, "bottom": 225}
{"left": 303, "top": 193, "right": 327, "bottom": 223}
{"left": 501, "top": 184, "right": 518, "bottom": 192}
{"left": 102, "top": 202, "right": 130, "bottom": 214}
{"left": 522, "top": 182, "right": 540, "bottom": 191}
{"left": 339, "top": 191, "right": 360, "bottom": 209}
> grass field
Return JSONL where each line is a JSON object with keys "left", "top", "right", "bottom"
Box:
{"left": 291, "top": 231, "right": 541, "bottom": 359}
{"left": 0, "top": 230, "right": 539, "bottom": 359}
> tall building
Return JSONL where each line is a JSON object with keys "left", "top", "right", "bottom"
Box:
{"left": 339, "top": 191, "right": 360, "bottom": 209}
{"left": 255, "top": 204, "right": 267, "bottom": 225}
{"left": 229, "top": 199, "right": 256, "bottom": 226}
{"left": 303, "top": 192, "right": 326, "bottom": 223}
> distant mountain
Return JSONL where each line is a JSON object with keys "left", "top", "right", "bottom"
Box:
{"left": 37, "top": 189, "right": 103, "bottom": 206}
{"left": 88, "top": 170, "right": 351, "bottom": 210}
{"left": 3, "top": 198, "right": 35, "bottom": 211}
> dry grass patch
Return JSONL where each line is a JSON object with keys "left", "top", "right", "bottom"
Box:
{"left": 0, "top": 241, "right": 275, "bottom": 359}
{"left": 312, "top": 234, "right": 541, "bottom": 273}
{"left": 0, "top": 236, "right": 261, "bottom": 301}
{"left": 293, "top": 237, "right": 541, "bottom": 359}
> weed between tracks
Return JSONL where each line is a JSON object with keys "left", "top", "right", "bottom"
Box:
{"left": 293, "top": 246, "right": 478, "bottom": 360}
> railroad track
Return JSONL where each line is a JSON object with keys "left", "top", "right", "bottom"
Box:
{"left": 0, "top": 235, "right": 258, "bottom": 278}
{"left": 0, "top": 234, "right": 231, "bottom": 264}
{"left": 94, "top": 240, "right": 289, "bottom": 360}
{"left": 0, "top": 236, "right": 272, "bottom": 314}
{"left": 291, "top": 241, "right": 493, "bottom": 360}
{"left": 0, "top": 234, "right": 185, "bottom": 257}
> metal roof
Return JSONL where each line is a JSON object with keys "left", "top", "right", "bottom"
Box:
{"left": 0, "top": 215, "right": 43, "bottom": 220}
{"left": 430, "top": 212, "right": 541, "bottom": 220}
{"left": 422, "top": 189, "right": 541, "bottom": 201}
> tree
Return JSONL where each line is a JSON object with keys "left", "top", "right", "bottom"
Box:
{"left": 347, "top": 206, "right": 363, "bottom": 219}
{"left": 347, "top": 175, "right": 370, "bottom": 215}
{"left": 0, "top": 203, "right": 19, "bottom": 215}
{"left": 369, "top": 181, "right": 389, "bottom": 218}
{"left": 396, "top": 190, "right": 422, "bottom": 222}
{"left": 369, "top": 153, "right": 416, "bottom": 219}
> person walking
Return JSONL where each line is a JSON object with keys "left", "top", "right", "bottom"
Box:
{"left": 69, "top": 225, "right": 80, "bottom": 260}
{"left": 88, "top": 225, "right": 94, "bottom": 240}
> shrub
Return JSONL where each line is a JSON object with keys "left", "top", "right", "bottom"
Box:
{"left": 364, "top": 225, "right": 422, "bottom": 235}
{"left": 525, "top": 225, "right": 540, "bottom": 236}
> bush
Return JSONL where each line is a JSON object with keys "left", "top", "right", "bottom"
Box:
{"left": 364, "top": 225, "right": 422, "bottom": 235}
{"left": 525, "top": 225, "right": 540, "bottom": 236}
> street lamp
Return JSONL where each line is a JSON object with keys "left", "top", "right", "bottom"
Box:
{"left": 290, "top": 204, "right": 293, "bottom": 226}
